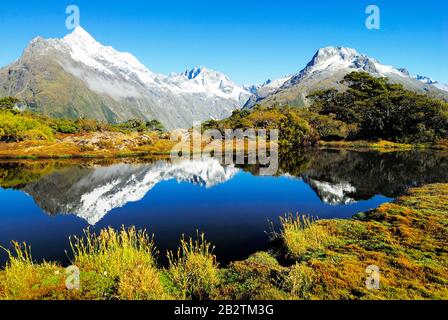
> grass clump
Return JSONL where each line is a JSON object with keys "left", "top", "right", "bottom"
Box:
{"left": 167, "top": 232, "right": 219, "bottom": 300}
{"left": 284, "top": 264, "right": 316, "bottom": 300}
{"left": 0, "top": 242, "right": 66, "bottom": 300}
{"left": 217, "top": 252, "right": 288, "bottom": 300}
{"left": 70, "top": 226, "right": 157, "bottom": 278}
{"left": 69, "top": 226, "right": 170, "bottom": 300}
{"left": 118, "top": 265, "right": 171, "bottom": 300}
{"left": 279, "top": 215, "right": 336, "bottom": 259}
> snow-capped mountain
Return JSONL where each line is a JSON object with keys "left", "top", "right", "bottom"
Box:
{"left": 1, "top": 30, "right": 446, "bottom": 125}
{"left": 243, "top": 75, "right": 293, "bottom": 107}
{"left": 414, "top": 75, "right": 448, "bottom": 92}
{"left": 169, "top": 66, "right": 250, "bottom": 105}
{"left": 248, "top": 46, "right": 448, "bottom": 108}
{"left": 415, "top": 75, "right": 437, "bottom": 85}
{"left": 24, "top": 158, "right": 239, "bottom": 225}
{"left": 0, "top": 27, "right": 251, "bottom": 129}
{"left": 435, "top": 83, "right": 448, "bottom": 92}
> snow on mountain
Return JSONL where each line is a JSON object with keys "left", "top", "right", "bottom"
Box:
{"left": 24, "top": 158, "right": 239, "bottom": 225}
{"left": 414, "top": 75, "right": 448, "bottom": 92}
{"left": 0, "top": 27, "right": 250, "bottom": 130}
{"left": 247, "top": 76, "right": 293, "bottom": 95}
{"left": 168, "top": 66, "right": 251, "bottom": 103}
{"left": 251, "top": 46, "right": 448, "bottom": 108}
{"left": 59, "top": 27, "right": 251, "bottom": 101}
{"left": 435, "top": 83, "right": 448, "bottom": 92}
{"left": 284, "top": 46, "right": 407, "bottom": 88}
{"left": 243, "top": 75, "right": 293, "bottom": 108}
{"left": 414, "top": 74, "right": 437, "bottom": 85}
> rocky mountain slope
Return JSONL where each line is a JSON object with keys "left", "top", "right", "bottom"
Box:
{"left": 245, "top": 47, "right": 448, "bottom": 108}
{"left": 0, "top": 27, "right": 251, "bottom": 130}
{"left": 1, "top": 28, "right": 446, "bottom": 128}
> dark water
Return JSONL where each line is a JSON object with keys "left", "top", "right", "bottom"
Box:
{"left": 1, "top": 149, "right": 447, "bottom": 266}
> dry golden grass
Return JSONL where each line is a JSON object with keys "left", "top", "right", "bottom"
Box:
{"left": 70, "top": 227, "right": 157, "bottom": 278}
{"left": 279, "top": 215, "right": 337, "bottom": 259}
{"left": 118, "top": 265, "right": 172, "bottom": 300}
{"left": 319, "top": 140, "right": 415, "bottom": 151}
{"left": 0, "top": 242, "right": 67, "bottom": 300}
{"left": 0, "top": 131, "right": 176, "bottom": 159}
{"left": 167, "top": 232, "right": 219, "bottom": 300}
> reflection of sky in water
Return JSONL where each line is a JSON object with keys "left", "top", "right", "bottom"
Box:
{"left": 2, "top": 149, "right": 448, "bottom": 267}
{"left": 0, "top": 167, "right": 390, "bottom": 267}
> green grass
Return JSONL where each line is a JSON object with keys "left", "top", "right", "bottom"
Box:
{"left": 277, "top": 215, "right": 337, "bottom": 260}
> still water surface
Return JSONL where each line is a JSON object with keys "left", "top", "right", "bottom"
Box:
{"left": 1, "top": 149, "right": 447, "bottom": 266}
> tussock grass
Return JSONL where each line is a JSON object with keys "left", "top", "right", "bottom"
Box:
{"left": 279, "top": 215, "right": 336, "bottom": 259}
{"left": 285, "top": 264, "right": 316, "bottom": 300}
{"left": 70, "top": 226, "right": 157, "bottom": 278}
{"left": 0, "top": 242, "right": 66, "bottom": 300}
{"left": 167, "top": 232, "right": 219, "bottom": 300}
{"left": 69, "top": 227, "right": 172, "bottom": 300}
{"left": 118, "top": 265, "right": 171, "bottom": 300}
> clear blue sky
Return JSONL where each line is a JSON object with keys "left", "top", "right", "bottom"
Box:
{"left": 0, "top": 0, "right": 447, "bottom": 85}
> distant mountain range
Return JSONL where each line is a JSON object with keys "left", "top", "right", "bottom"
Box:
{"left": 245, "top": 47, "right": 448, "bottom": 108}
{"left": 0, "top": 27, "right": 447, "bottom": 129}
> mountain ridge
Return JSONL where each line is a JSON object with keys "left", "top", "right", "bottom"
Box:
{"left": 246, "top": 46, "right": 448, "bottom": 108}
{"left": 0, "top": 27, "right": 251, "bottom": 130}
{"left": 1, "top": 28, "right": 447, "bottom": 128}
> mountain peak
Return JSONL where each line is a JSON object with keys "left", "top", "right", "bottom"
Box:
{"left": 183, "top": 66, "right": 208, "bottom": 79}
{"left": 63, "top": 26, "right": 98, "bottom": 46}
{"left": 309, "top": 46, "right": 361, "bottom": 69}
{"left": 315, "top": 46, "right": 359, "bottom": 58}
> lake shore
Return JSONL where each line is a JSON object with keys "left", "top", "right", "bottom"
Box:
{"left": 1, "top": 131, "right": 446, "bottom": 159}
{"left": 1, "top": 182, "right": 446, "bottom": 300}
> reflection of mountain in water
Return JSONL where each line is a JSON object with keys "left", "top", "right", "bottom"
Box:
{"left": 305, "top": 178, "right": 357, "bottom": 205}
{"left": 1, "top": 150, "right": 447, "bottom": 224}
{"left": 298, "top": 150, "right": 448, "bottom": 203}
{"left": 240, "top": 149, "right": 448, "bottom": 205}
{"left": 23, "top": 159, "right": 238, "bottom": 225}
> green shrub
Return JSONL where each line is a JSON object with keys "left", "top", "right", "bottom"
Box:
{"left": 202, "top": 106, "right": 318, "bottom": 148}
{"left": 49, "top": 119, "right": 80, "bottom": 134}
{"left": 279, "top": 110, "right": 318, "bottom": 147}
{"left": 298, "top": 110, "right": 356, "bottom": 141}
{"left": 308, "top": 72, "right": 448, "bottom": 143}
{"left": 0, "top": 111, "right": 54, "bottom": 142}
{"left": 217, "top": 252, "right": 287, "bottom": 300}
{"left": 0, "top": 97, "right": 19, "bottom": 110}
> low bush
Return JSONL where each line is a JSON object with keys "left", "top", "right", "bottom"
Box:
{"left": 0, "top": 111, "right": 54, "bottom": 142}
